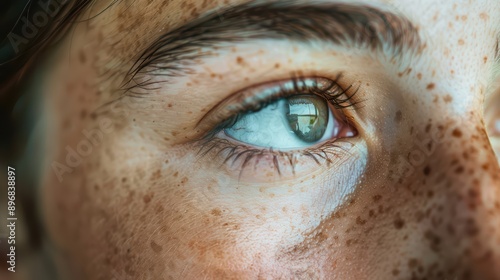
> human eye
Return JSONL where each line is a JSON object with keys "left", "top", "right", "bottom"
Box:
{"left": 195, "top": 75, "right": 360, "bottom": 177}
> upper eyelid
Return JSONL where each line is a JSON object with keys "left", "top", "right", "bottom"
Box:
{"left": 194, "top": 76, "right": 359, "bottom": 141}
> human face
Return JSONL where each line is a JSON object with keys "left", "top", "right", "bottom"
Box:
{"left": 37, "top": 0, "right": 500, "bottom": 279}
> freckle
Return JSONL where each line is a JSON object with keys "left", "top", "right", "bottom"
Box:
{"left": 426, "top": 83, "right": 435, "bottom": 90}
{"left": 427, "top": 190, "right": 434, "bottom": 198}
{"left": 173, "top": 171, "right": 178, "bottom": 177}
{"left": 452, "top": 128, "right": 462, "bottom": 138}
{"left": 181, "top": 177, "right": 188, "bottom": 184}
{"left": 416, "top": 73, "right": 422, "bottom": 80}
{"left": 151, "top": 169, "right": 161, "bottom": 180}
{"left": 372, "top": 194, "right": 382, "bottom": 202}
{"left": 423, "top": 165, "right": 431, "bottom": 176}
{"left": 210, "top": 73, "right": 217, "bottom": 78}
{"left": 443, "top": 95, "right": 453, "bottom": 103}
{"left": 167, "top": 103, "right": 172, "bottom": 108}
{"left": 150, "top": 241, "right": 163, "bottom": 253}
{"left": 461, "top": 15, "right": 467, "bottom": 21}
{"left": 392, "top": 269, "right": 400, "bottom": 276}
{"left": 210, "top": 208, "right": 222, "bottom": 216}
{"left": 345, "top": 239, "right": 355, "bottom": 246}
{"left": 143, "top": 194, "right": 152, "bottom": 204}
{"left": 394, "top": 111, "right": 402, "bottom": 123}
{"left": 425, "top": 123, "right": 432, "bottom": 133}
{"left": 356, "top": 216, "right": 366, "bottom": 225}
{"left": 454, "top": 165, "right": 464, "bottom": 174}
{"left": 79, "top": 50, "right": 86, "bottom": 64}
{"left": 458, "top": 39, "right": 465, "bottom": 45}
{"left": 121, "top": 177, "right": 127, "bottom": 183}
{"left": 479, "top": 12, "right": 489, "bottom": 20}
{"left": 408, "top": 258, "right": 419, "bottom": 268}
{"left": 483, "top": 56, "right": 488, "bottom": 63}
{"left": 432, "top": 11, "right": 439, "bottom": 21}
{"left": 468, "top": 188, "right": 479, "bottom": 199}
{"left": 443, "top": 48, "right": 450, "bottom": 57}
{"left": 236, "top": 56, "right": 244, "bottom": 64}
{"left": 368, "top": 209, "right": 375, "bottom": 217}
{"left": 462, "top": 151, "right": 469, "bottom": 160}
{"left": 450, "top": 69, "right": 455, "bottom": 75}
{"left": 274, "top": 63, "right": 280, "bottom": 69}
{"left": 394, "top": 213, "right": 405, "bottom": 229}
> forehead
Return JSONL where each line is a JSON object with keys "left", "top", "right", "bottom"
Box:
{"left": 87, "top": 0, "right": 500, "bottom": 89}
{"left": 93, "top": 1, "right": 498, "bottom": 55}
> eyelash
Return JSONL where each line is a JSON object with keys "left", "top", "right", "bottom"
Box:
{"left": 195, "top": 75, "right": 360, "bottom": 176}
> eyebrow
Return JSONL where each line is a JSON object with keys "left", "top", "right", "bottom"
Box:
{"left": 125, "top": 1, "right": 422, "bottom": 90}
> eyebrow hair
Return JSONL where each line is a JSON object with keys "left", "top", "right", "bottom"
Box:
{"left": 125, "top": 1, "right": 422, "bottom": 90}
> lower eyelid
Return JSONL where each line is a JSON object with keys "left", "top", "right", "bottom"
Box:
{"left": 195, "top": 136, "right": 358, "bottom": 179}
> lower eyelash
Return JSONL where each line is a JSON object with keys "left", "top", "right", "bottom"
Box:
{"left": 195, "top": 137, "right": 354, "bottom": 177}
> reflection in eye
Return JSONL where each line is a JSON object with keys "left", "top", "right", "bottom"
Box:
{"left": 225, "top": 95, "right": 338, "bottom": 149}
{"left": 287, "top": 96, "right": 329, "bottom": 143}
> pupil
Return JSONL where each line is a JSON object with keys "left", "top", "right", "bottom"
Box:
{"left": 285, "top": 95, "right": 328, "bottom": 143}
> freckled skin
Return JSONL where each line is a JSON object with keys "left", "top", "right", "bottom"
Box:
{"left": 33, "top": 0, "right": 500, "bottom": 279}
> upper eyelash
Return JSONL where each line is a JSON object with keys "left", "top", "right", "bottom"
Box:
{"left": 290, "top": 73, "right": 361, "bottom": 110}
{"left": 200, "top": 74, "right": 361, "bottom": 141}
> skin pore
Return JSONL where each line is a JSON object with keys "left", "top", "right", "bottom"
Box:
{"left": 31, "top": 0, "right": 500, "bottom": 279}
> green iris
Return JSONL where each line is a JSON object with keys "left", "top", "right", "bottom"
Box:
{"left": 285, "top": 95, "right": 328, "bottom": 143}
